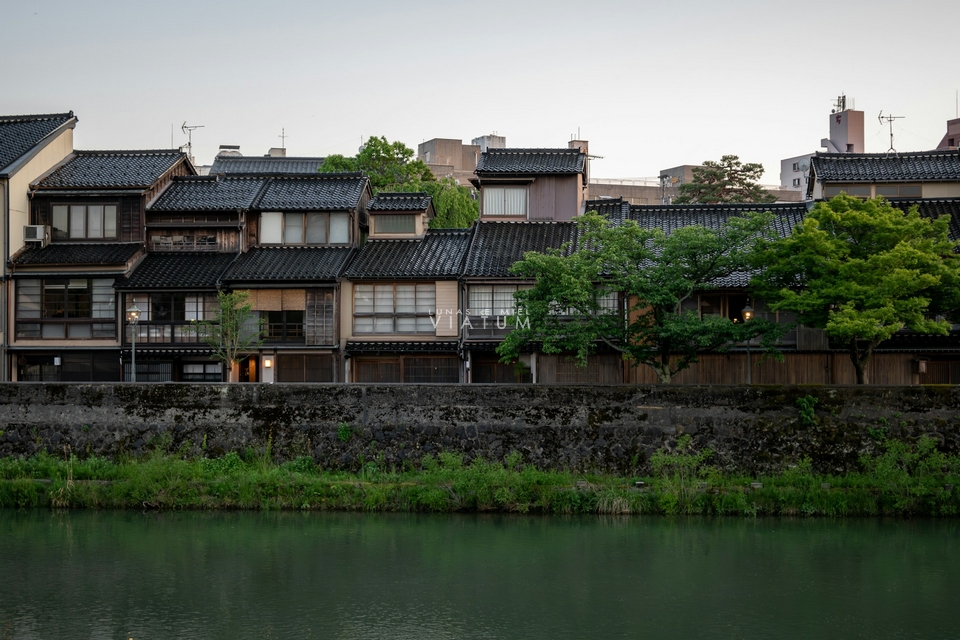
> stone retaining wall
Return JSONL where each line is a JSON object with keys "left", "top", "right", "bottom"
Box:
{"left": 1, "top": 383, "right": 959, "bottom": 474}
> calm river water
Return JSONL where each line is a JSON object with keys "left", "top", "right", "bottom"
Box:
{"left": 0, "top": 511, "right": 957, "bottom": 639}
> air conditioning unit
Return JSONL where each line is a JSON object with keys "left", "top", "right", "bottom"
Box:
{"left": 23, "top": 225, "right": 49, "bottom": 247}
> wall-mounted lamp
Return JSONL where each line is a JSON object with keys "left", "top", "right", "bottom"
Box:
{"left": 263, "top": 358, "right": 273, "bottom": 369}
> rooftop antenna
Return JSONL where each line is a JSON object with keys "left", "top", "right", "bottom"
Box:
{"left": 878, "top": 111, "right": 905, "bottom": 153}
{"left": 831, "top": 94, "right": 846, "bottom": 114}
{"left": 279, "top": 127, "right": 288, "bottom": 150}
{"left": 181, "top": 122, "right": 204, "bottom": 163}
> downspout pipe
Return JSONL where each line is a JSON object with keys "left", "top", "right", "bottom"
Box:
{"left": 2, "top": 180, "right": 9, "bottom": 381}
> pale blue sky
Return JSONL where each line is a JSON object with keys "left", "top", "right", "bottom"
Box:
{"left": 3, "top": 0, "right": 958, "bottom": 181}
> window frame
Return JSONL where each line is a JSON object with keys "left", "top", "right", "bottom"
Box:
{"left": 259, "top": 211, "right": 351, "bottom": 246}
{"left": 16, "top": 278, "right": 116, "bottom": 340}
{"left": 51, "top": 203, "right": 119, "bottom": 241}
{"left": 353, "top": 283, "right": 437, "bottom": 335}
{"left": 482, "top": 186, "right": 529, "bottom": 217}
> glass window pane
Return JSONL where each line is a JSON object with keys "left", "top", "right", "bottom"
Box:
{"left": 354, "top": 317, "right": 374, "bottom": 333}
{"left": 104, "top": 206, "right": 117, "bottom": 238}
{"left": 52, "top": 206, "right": 68, "bottom": 239}
{"left": 92, "top": 279, "right": 114, "bottom": 319}
{"left": 469, "top": 286, "right": 492, "bottom": 316}
{"left": 70, "top": 206, "right": 85, "bottom": 238}
{"left": 329, "top": 213, "right": 349, "bottom": 243}
{"left": 17, "top": 280, "right": 41, "bottom": 319}
{"left": 504, "top": 187, "right": 527, "bottom": 216}
{"left": 284, "top": 213, "right": 304, "bottom": 244}
{"left": 376, "top": 214, "right": 416, "bottom": 234}
{"left": 493, "top": 285, "right": 516, "bottom": 315}
{"left": 416, "top": 284, "right": 436, "bottom": 314}
{"left": 42, "top": 323, "right": 66, "bottom": 338}
{"left": 305, "top": 213, "right": 327, "bottom": 244}
{"left": 374, "top": 317, "right": 394, "bottom": 333}
{"left": 416, "top": 317, "right": 435, "bottom": 332}
{"left": 260, "top": 212, "right": 282, "bottom": 244}
{"left": 374, "top": 285, "right": 394, "bottom": 313}
{"left": 43, "top": 281, "right": 67, "bottom": 318}
{"left": 396, "top": 317, "right": 417, "bottom": 333}
{"left": 875, "top": 185, "right": 899, "bottom": 197}
{"left": 395, "top": 284, "right": 416, "bottom": 313}
{"left": 354, "top": 285, "right": 374, "bottom": 314}
{"left": 67, "top": 280, "right": 91, "bottom": 318}
{"left": 484, "top": 187, "right": 505, "bottom": 216}
{"left": 69, "top": 324, "right": 92, "bottom": 339}
{"left": 899, "top": 185, "right": 922, "bottom": 197}
{"left": 87, "top": 205, "right": 103, "bottom": 238}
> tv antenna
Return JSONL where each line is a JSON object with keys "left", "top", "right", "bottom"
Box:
{"left": 181, "top": 122, "right": 204, "bottom": 161}
{"left": 831, "top": 94, "right": 846, "bottom": 114}
{"left": 878, "top": 111, "right": 904, "bottom": 154}
{"left": 279, "top": 127, "right": 288, "bottom": 149}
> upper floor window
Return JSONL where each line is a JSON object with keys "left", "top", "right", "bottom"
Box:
{"left": 792, "top": 162, "right": 800, "bottom": 171}
{"left": 374, "top": 214, "right": 417, "bottom": 234}
{"left": 875, "top": 184, "right": 922, "bottom": 198}
{"left": 260, "top": 212, "right": 349, "bottom": 245}
{"left": 354, "top": 283, "right": 435, "bottom": 334}
{"left": 468, "top": 284, "right": 531, "bottom": 317}
{"left": 17, "top": 278, "right": 115, "bottom": 339}
{"left": 483, "top": 186, "right": 528, "bottom": 217}
{"left": 52, "top": 205, "right": 117, "bottom": 240}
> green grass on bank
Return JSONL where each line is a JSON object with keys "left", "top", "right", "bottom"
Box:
{"left": 1, "top": 436, "right": 959, "bottom": 516}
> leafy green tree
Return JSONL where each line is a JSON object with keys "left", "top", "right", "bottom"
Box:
{"left": 673, "top": 155, "right": 776, "bottom": 204}
{"left": 753, "top": 195, "right": 960, "bottom": 384}
{"left": 496, "top": 211, "right": 783, "bottom": 383}
{"left": 393, "top": 177, "right": 479, "bottom": 229}
{"left": 320, "top": 136, "right": 478, "bottom": 228}
{"left": 190, "top": 291, "right": 263, "bottom": 383}
{"left": 319, "top": 135, "right": 433, "bottom": 192}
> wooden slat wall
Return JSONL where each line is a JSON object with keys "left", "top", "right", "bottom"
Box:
{"left": 628, "top": 352, "right": 916, "bottom": 385}
{"left": 435, "top": 281, "right": 459, "bottom": 337}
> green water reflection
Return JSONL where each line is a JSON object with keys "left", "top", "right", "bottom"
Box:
{"left": 0, "top": 511, "right": 956, "bottom": 639}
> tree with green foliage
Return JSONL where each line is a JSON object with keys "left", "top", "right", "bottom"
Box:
{"left": 319, "top": 136, "right": 478, "bottom": 228}
{"left": 752, "top": 195, "right": 960, "bottom": 384}
{"left": 496, "top": 210, "right": 784, "bottom": 383}
{"left": 319, "top": 135, "right": 433, "bottom": 191}
{"left": 393, "top": 177, "right": 479, "bottom": 229}
{"left": 673, "top": 155, "right": 776, "bottom": 204}
{"left": 190, "top": 291, "right": 263, "bottom": 383}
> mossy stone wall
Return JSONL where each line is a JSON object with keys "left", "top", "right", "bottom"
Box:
{"left": 1, "top": 383, "right": 959, "bottom": 474}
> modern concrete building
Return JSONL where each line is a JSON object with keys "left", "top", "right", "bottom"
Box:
{"left": 780, "top": 95, "right": 864, "bottom": 195}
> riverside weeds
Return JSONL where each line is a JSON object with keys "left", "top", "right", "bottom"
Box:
{"left": 0, "top": 437, "right": 958, "bottom": 516}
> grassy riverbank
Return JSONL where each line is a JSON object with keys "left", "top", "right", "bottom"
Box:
{"left": 1, "top": 435, "right": 958, "bottom": 516}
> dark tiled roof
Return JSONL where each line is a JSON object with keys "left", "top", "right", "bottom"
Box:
{"left": 223, "top": 247, "right": 353, "bottom": 282}
{"left": 887, "top": 198, "right": 960, "bottom": 242}
{"left": 119, "top": 252, "right": 238, "bottom": 289}
{"left": 463, "top": 221, "right": 579, "bottom": 278}
{"left": 368, "top": 192, "right": 432, "bottom": 211}
{"left": 256, "top": 174, "right": 367, "bottom": 210}
{"left": 209, "top": 156, "right": 325, "bottom": 175}
{"left": 0, "top": 112, "right": 75, "bottom": 175}
{"left": 811, "top": 150, "right": 960, "bottom": 183}
{"left": 476, "top": 148, "right": 586, "bottom": 175}
{"left": 35, "top": 150, "right": 187, "bottom": 189}
{"left": 584, "top": 198, "right": 631, "bottom": 223}
{"left": 150, "top": 176, "right": 266, "bottom": 211}
{"left": 344, "top": 230, "right": 471, "bottom": 279}
{"left": 11, "top": 242, "right": 141, "bottom": 266}
{"left": 345, "top": 340, "right": 459, "bottom": 354}
{"left": 627, "top": 203, "right": 809, "bottom": 289}
{"left": 628, "top": 202, "right": 807, "bottom": 238}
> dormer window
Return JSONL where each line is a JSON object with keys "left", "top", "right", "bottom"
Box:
{"left": 483, "top": 186, "right": 528, "bottom": 217}
{"left": 260, "top": 212, "right": 349, "bottom": 245}
{"left": 374, "top": 214, "right": 417, "bottom": 234}
{"left": 52, "top": 205, "right": 117, "bottom": 240}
